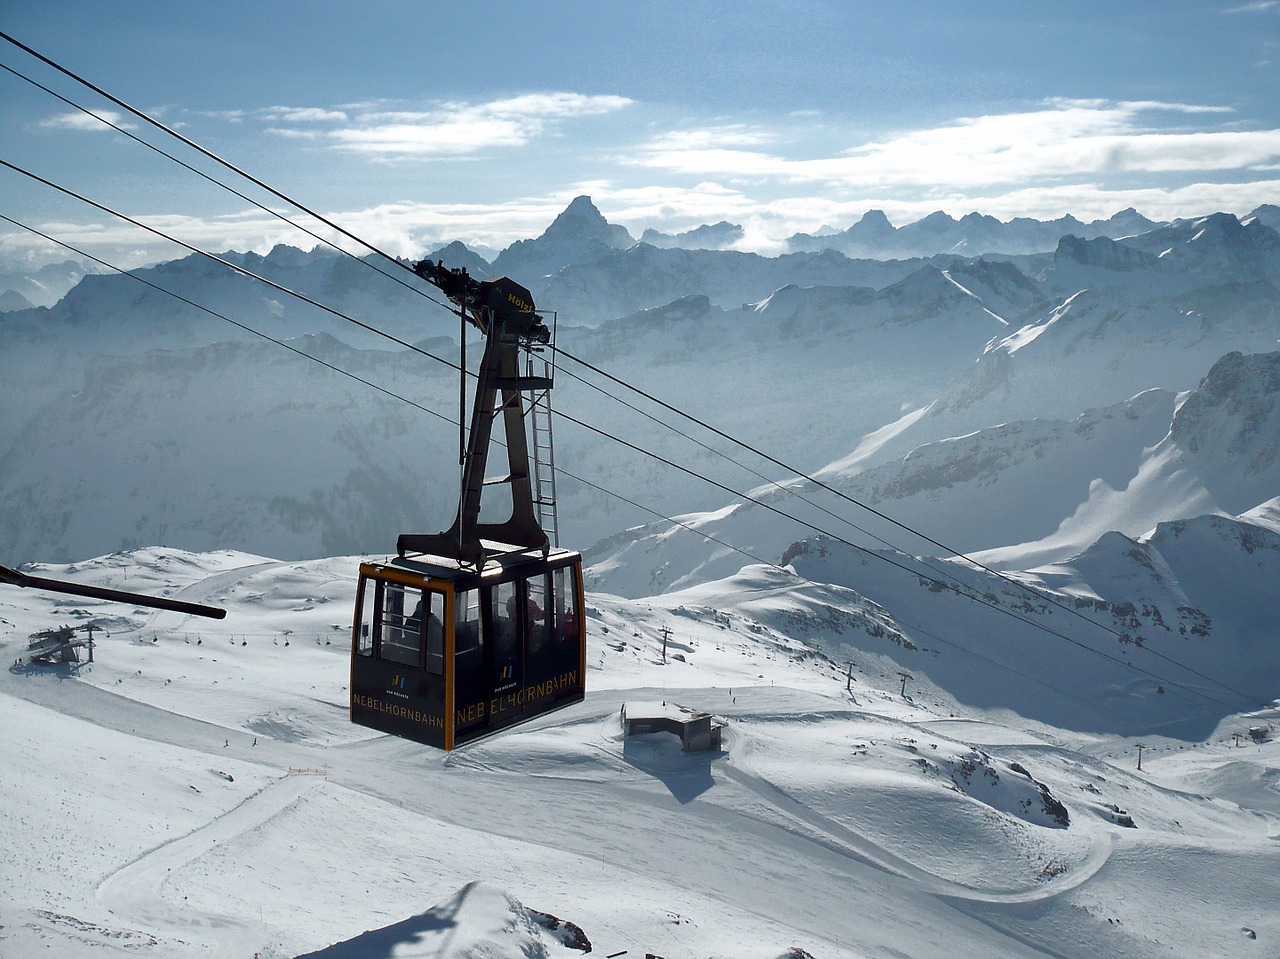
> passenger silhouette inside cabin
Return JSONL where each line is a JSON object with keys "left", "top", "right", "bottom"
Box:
{"left": 507, "top": 592, "right": 544, "bottom": 625}
{"left": 404, "top": 595, "right": 445, "bottom": 673}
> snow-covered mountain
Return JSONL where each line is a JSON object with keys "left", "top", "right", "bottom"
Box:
{"left": 792, "top": 508, "right": 1280, "bottom": 730}
{"left": 585, "top": 349, "right": 1280, "bottom": 597}
{"left": 639, "top": 219, "right": 745, "bottom": 250}
{"left": 491, "top": 194, "right": 634, "bottom": 281}
{"left": 5, "top": 197, "right": 1280, "bottom": 959}
{"left": 3, "top": 203, "right": 1277, "bottom": 569}
{"left": 785, "top": 207, "right": 1165, "bottom": 258}
{"left": 0, "top": 258, "right": 100, "bottom": 308}
{"left": 3, "top": 541, "right": 1278, "bottom": 957}
{"left": 0, "top": 287, "right": 35, "bottom": 311}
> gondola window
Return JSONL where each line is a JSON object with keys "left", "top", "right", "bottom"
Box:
{"left": 356, "top": 579, "right": 375, "bottom": 657}
{"left": 379, "top": 582, "right": 423, "bottom": 668}
{"left": 527, "top": 573, "right": 550, "bottom": 652}
{"left": 456, "top": 589, "right": 483, "bottom": 654}
{"left": 554, "top": 566, "right": 579, "bottom": 645}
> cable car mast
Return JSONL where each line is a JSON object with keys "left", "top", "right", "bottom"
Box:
{"left": 397, "top": 259, "right": 553, "bottom": 567}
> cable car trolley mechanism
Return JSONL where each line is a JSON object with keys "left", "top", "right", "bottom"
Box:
{"left": 350, "top": 261, "right": 585, "bottom": 750}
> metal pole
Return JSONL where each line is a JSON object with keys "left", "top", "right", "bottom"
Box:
{"left": 1, "top": 565, "right": 225, "bottom": 619}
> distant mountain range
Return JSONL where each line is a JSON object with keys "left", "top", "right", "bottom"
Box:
{"left": 2, "top": 198, "right": 1278, "bottom": 574}
{"left": 0, "top": 259, "right": 99, "bottom": 309}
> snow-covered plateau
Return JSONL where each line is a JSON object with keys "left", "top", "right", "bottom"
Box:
{"left": 3, "top": 200, "right": 1280, "bottom": 957}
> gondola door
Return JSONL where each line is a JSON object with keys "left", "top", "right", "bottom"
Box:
{"left": 350, "top": 568, "right": 449, "bottom": 748}
{"left": 483, "top": 579, "right": 526, "bottom": 731}
{"left": 524, "top": 564, "right": 585, "bottom": 712}
{"left": 450, "top": 586, "right": 488, "bottom": 743}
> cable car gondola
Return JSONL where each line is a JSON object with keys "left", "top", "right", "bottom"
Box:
{"left": 350, "top": 263, "right": 586, "bottom": 749}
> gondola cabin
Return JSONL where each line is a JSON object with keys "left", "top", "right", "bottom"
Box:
{"left": 351, "top": 262, "right": 585, "bottom": 749}
{"left": 351, "top": 545, "right": 585, "bottom": 749}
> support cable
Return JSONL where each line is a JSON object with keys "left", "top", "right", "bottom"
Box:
{"left": 2, "top": 206, "right": 1259, "bottom": 717}
{"left": 0, "top": 213, "right": 454, "bottom": 426}
{"left": 0, "top": 58, "right": 456, "bottom": 317}
{"left": 1, "top": 36, "right": 1078, "bottom": 633}
{"left": 3, "top": 156, "right": 1257, "bottom": 712}
{"left": 555, "top": 346, "right": 1263, "bottom": 706}
{"left": 553, "top": 407, "right": 1246, "bottom": 710}
{"left": 0, "top": 31, "right": 1251, "bottom": 703}
{"left": 0, "top": 30, "right": 418, "bottom": 280}
{"left": 4, "top": 211, "right": 1216, "bottom": 730}
{"left": 0, "top": 158, "right": 461, "bottom": 375}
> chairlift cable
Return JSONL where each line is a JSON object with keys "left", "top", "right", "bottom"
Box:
{"left": 553, "top": 408, "right": 1246, "bottom": 710}
{"left": 1, "top": 37, "right": 1035, "bottom": 609}
{"left": 554, "top": 361, "right": 1014, "bottom": 607}
{"left": 5, "top": 214, "right": 1205, "bottom": 729}
{"left": 0, "top": 212, "right": 454, "bottom": 428}
{"left": 6, "top": 155, "right": 1254, "bottom": 711}
{"left": 0, "top": 34, "right": 1255, "bottom": 700}
{"left": 6, "top": 34, "right": 889, "bottom": 563}
{"left": 0, "top": 158, "right": 462, "bottom": 375}
{"left": 0, "top": 212, "right": 767, "bottom": 577}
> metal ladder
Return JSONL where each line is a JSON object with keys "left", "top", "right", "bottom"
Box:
{"left": 527, "top": 350, "right": 560, "bottom": 549}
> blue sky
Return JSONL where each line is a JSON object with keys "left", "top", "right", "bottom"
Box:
{"left": 2, "top": 0, "right": 1278, "bottom": 268}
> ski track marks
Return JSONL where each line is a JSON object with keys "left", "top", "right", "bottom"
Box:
{"left": 96, "top": 774, "right": 320, "bottom": 959}
{"left": 717, "top": 726, "right": 1114, "bottom": 905}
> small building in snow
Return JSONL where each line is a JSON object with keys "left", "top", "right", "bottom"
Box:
{"left": 621, "top": 700, "right": 724, "bottom": 751}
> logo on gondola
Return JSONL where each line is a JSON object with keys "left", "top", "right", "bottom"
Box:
{"left": 493, "top": 663, "right": 518, "bottom": 694}
{"left": 386, "top": 674, "right": 409, "bottom": 699}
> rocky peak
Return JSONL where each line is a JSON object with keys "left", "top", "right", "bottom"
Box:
{"left": 1053, "top": 235, "right": 1158, "bottom": 272}
{"left": 540, "top": 195, "right": 633, "bottom": 249}
{"left": 1171, "top": 351, "right": 1280, "bottom": 481}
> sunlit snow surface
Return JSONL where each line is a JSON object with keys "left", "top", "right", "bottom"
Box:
{"left": 3, "top": 547, "right": 1279, "bottom": 958}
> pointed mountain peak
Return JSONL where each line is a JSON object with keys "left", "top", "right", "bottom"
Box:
{"left": 492, "top": 195, "right": 634, "bottom": 279}
{"left": 541, "top": 195, "right": 633, "bottom": 248}
{"left": 916, "top": 210, "right": 958, "bottom": 227}
{"left": 1244, "top": 203, "right": 1280, "bottom": 231}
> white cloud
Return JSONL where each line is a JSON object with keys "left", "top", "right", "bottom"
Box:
{"left": 264, "top": 128, "right": 322, "bottom": 140}
{"left": 39, "top": 110, "right": 136, "bottom": 132}
{"left": 630, "top": 100, "right": 1280, "bottom": 191}
{"left": 330, "top": 116, "right": 529, "bottom": 155}
{"left": 262, "top": 106, "right": 349, "bottom": 123}
{"left": 194, "top": 96, "right": 631, "bottom": 156}
{"left": 329, "top": 93, "right": 633, "bottom": 157}
{"left": 641, "top": 125, "right": 776, "bottom": 151}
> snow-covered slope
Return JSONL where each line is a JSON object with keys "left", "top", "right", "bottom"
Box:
{"left": 586, "top": 349, "right": 1280, "bottom": 597}
{"left": 3, "top": 547, "right": 1278, "bottom": 958}
{"left": 783, "top": 507, "right": 1280, "bottom": 734}
{"left": 0, "top": 258, "right": 100, "bottom": 308}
